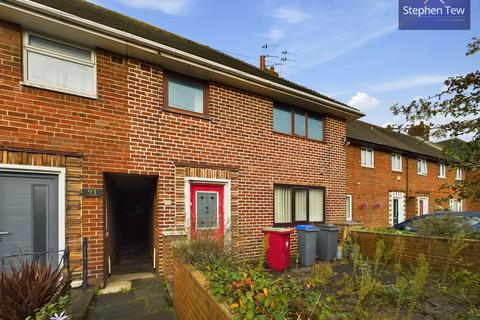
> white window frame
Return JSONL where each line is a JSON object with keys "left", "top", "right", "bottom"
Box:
{"left": 455, "top": 168, "right": 463, "bottom": 181}
{"left": 391, "top": 154, "right": 402, "bottom": 172}
{"left": 184, "top": 177, "right": 231, "bottom": 249}
{"left": 438, "top": 163, "right": 446, "bottom": 179}
{"left": 417, "top": 159, "right": 428, "bottom": 175}
{"left": 22, "top": 31, "right": 97, "bottom": 98}
{"left": 449, "top": 198, "right": 463, "bottom": 212}
{"left": 346, "top": 195, "right": 353, "bottom": 222}
{"left": 361, "top": 148, "right": 374, "bottom": 168}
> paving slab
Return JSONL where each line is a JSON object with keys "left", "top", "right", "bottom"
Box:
{"left": 86, "top": 276, "right": 176, "bottom": 320}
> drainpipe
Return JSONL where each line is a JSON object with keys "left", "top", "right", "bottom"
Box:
{"left": 406, "top": 156, "right": 410, "bottom": 200}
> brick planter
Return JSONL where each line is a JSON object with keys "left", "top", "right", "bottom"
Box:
{"left": 352, "top": 230, "right": 480, "bottom": 272}
{"left": 173, "top": 257, "right": 232, "bottom": 320}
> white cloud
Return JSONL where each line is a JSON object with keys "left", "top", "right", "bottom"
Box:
{"left": 261, "top": 27, "right": 285, "bottom": 41}
{"left": 272, "top": 7, "right": 310, "bottom": 24}
{"left": 348, "top": 92, "right": 380, "bottom": 111}
{"left": 371, "top": 75, "right": 447, "bottom": 93}
{"left": 260, "top": 1, "right": 398, "bottom": 78}
{"left": 118, "top": 0, "right": 190, "bottom": 14}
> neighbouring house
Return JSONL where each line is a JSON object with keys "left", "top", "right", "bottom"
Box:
{"left": 346, "top": 120, "right": 480, "bottom": 227}
{"left": 0, "top": 0, "right": 363, "bottom": 285}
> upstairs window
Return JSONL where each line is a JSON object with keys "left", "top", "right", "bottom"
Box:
{"left": 23, "top": 32, "right": 96, "bottom": 97}
{"left": 455, "top": 168, "right": 463, "bottom": 181}
{"left": 391, "top": 154, "right": 402, "bottom": 172}
{"left": 361, "top": 148, "right": 374, "bottom": 168}
{"left": 438, "top": 163, "right": 446, "bottom": 178}
{"left": 165, "top": 73, "right": 206, "bottom": 114}
{"left": 273, "top": 103, "right": 324, "bottom": 141}
{"left": 417, "top": 159, "right": 428, "bottom": 175}
{"left": 274, "top": 185, "right": 324, "bottom": 225}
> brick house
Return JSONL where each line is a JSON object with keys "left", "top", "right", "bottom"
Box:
{"left": 346, "top": 120, "right": 480, "bottom": 227}
{"left": 0, "top": 0, "right": 363, "bottom": 285}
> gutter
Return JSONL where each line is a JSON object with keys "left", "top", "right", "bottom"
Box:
{"left": 3, "top": 0, "right": 364, "bottom": 119}
{"left": 347, "top": 137, "right": 444, "bottom": 162}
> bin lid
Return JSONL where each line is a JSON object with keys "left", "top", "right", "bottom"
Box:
{"left": 262, "top": 227, "right": 294, "bottom": 234}
{"left": 317, "top": 224, "right": 340, "bottom": 231}
{"left": 295, "top": 225, "right": 318, "bottom": 231}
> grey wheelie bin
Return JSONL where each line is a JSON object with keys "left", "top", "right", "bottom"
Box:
{"left": 316, "top": 224, "right": 339, "bottom": 261}
{"left": 295, "top": 225, "right": 318, "bottom": 267}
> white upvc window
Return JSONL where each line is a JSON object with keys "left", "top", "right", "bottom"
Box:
{"left": 438, "top": 163, "right": 446, "bottom": 178}
{"left": 361, "top": 148, "right": 374, "bottom": 168}
{"left": 417, "top": 159, "right": 428, "bottom": 175}
{"left": 23, "top": 32, "right": 96, "bottom": 98}
{"left": 391, "top": 154, "right": 402, "bottom": 172}
{"left": 449, "top": 199, "right": 463, "bottom": 212}
{"left": 455, "top": 168, "right": 463, "bottom": 181}
{"left": 346, "top": 195, "right": 352, "bottom": 222}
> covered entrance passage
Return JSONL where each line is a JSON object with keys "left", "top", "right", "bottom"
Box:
{"left": 104, "top": 174, "right": 157, "bottom": 275}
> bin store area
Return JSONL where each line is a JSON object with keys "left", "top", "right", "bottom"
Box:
{"left": 261, "top": 225, "right": 339, "bottom": 271}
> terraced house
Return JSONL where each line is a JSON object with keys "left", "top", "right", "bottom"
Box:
{"left": 346, "top": 121, "right": 480, "bottom": 227}
{"left": 0, "top": 0, "right": 363, "bottom": 285}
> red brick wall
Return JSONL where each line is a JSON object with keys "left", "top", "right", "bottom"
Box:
{"left": 352, "top": 230, "right": 480, "bottom": 273}
{"left": 173, "top": 257, "right": 232, "bottom": 320}
{"left": 346, "top": 144, "right": 476, "bottom": 227}
{"left": 0, "top": 20, "right": 347, "bottom": 284}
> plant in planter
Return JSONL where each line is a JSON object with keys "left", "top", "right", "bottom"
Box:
{"left": 0, "top": 260, "right": 70, "bottom": 320}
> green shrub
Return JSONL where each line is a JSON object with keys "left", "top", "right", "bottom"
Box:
{"left": 411, "top": 214, "right": 479, "bottom": 239}
{"left": 174, "top": 233, "right": 229, "bottom": 270}
{"left": 26, "top": 295, "right": 69, "bottom": 320}
{"left": 0, "top": 260, "right": 70, "bottom": 320}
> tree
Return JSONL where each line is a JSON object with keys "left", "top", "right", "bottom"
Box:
{"left": 392, "top": 37, "right": 480, "bottom": 202}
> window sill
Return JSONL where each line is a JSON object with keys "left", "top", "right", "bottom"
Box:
{"left": 438, "top": 176, "right": 446, "bottom": 179}
{"left": 273, "top": 221, "right": 325, "bottom": 228}
{"left": 392, "top": 169, "right": 403, "bottom": 173}
{"left": 418, "top": 173, "right": 428, "bottom": 176}
{"left": 162, "top": 106, "right": 211, "bottom": 120}
{"left": 361, "top": 165, "right": 375, "bottom": 169}
{"left": 273, "top": 131, "right": 325, "bottom": 143}
{"left": 21, "top": 81, "right": 98, "bottom": 100}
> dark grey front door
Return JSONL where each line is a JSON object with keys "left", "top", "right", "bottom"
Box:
{"left": 393, "top": 198, "right": 399, "bottom": 226}
{"left": 0, "top": 173, "right": 58, "bottom": 264}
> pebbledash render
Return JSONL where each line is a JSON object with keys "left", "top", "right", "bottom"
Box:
{"left": 0, "top": 0, "right": 362, "bottom": 285}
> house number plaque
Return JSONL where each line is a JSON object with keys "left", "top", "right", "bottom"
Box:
{"left": 82, "top": 188, "right": 103, "bottom": 198}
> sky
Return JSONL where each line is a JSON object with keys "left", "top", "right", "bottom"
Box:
{"left": 90, "top": 0, "right": 479, "bottom": 128}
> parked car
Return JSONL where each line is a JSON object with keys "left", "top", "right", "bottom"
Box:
{"left": 395, "top": 211, "right": 480, "bottom": 233}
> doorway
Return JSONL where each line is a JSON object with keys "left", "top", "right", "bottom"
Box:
{"left": 190, "top": 184, "right": 224, "bottom": 240}
{"left": 104, "top": 173, "right": 157, "bottom": 275}
{"left": 417, "top": 196, "right": 429, "bottom": 216}
{"left": 389, "top": 192, "right": 406, "bottom": 226}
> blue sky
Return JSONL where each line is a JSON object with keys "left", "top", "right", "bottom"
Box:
{"left": 91, "top": 0, "right": 479, "bottom": 127}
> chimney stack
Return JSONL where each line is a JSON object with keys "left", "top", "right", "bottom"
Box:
{"left": 407, "top": 121, "right": 430, "bottom": 141}
{"left": 259, "top": 55, "right": 266, "bottom": 71}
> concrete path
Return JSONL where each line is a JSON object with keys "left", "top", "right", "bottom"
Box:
{"left": 86, "top": 276, "right": 176, "bottom": 320}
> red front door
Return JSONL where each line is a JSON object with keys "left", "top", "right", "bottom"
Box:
{"left": 190, "top": 184, "right": 224, "bottom": 239}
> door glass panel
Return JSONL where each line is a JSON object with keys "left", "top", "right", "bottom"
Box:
{"left": 32, "top": 185, "right": 47, "bottom": 257}
{"left": 196, "top": 192, "right": 218, "bottom": 229}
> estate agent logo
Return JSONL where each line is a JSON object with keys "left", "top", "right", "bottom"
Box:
{"left": 399, "top": 0, "right": 470, "bottom": 30}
